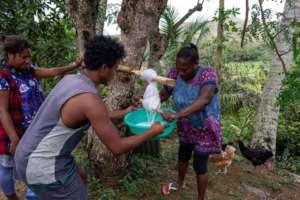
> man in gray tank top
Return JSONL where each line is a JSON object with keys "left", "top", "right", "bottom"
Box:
{"left": 14, "top": 35, "right": 165, "bottom": 200}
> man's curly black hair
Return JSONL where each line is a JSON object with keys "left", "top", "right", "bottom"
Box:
{"left": 84, "top": 35, "right": 125, "bottom": 70}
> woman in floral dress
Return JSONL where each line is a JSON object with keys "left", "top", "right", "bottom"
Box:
{"left": 161, "top": 44, "right": 222, "bottom": 200}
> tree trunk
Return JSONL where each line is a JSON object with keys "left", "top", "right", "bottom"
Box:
{"left": 66, "top": 0, "right": 98, "bottom": 54}
{"left": 96, "top": 0, "right": 108, "bottom": 34}
{"left": 148, "top": 29, "right": 168, "bottom": 68}
{"left": 215, "top": 0, "right": 225, "bottom": 81}
{"left": 85, "top": 0, "right": 168, "bottom": 182}
{"left": 251, "top": 0, "right": 300, "bottom": 155}
{"left": 148, "top": 1, "right": 204, "bottom": 68}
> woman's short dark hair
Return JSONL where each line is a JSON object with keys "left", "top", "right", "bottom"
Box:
{"left": 84, "top": 35, "right": 125, "bottom": 70}
{"left": 176, "top": 43, "right": 199, "bottom": 65}
{"left": 1, "top": 35, "right": 32, "bottom": 56}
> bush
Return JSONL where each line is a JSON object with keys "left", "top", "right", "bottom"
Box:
{"left": 276, "top": 44, "right": 300, "bottom": 172}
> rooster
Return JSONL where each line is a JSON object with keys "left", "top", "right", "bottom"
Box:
{"left": 235, "top": 140, "right": 273, "bottom": 167}
{"left": 210, "top": 144, "right": 236, "bottom": 174}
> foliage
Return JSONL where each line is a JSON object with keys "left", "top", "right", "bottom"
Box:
{"left": 197, "top": 34, "right": 273, "bottom": 67}
{"left": 293, "top": 22, "right": 300, "bottom": 59}
{"left": 0, "top": 0, "right": 78, "bottom": 94}
{"left": 243, "top": 0, "right": 300, "bottom": 173}
{"left": 277, "top": 50, "right": 300, "bottom": 173}
{"left": 158, "top": 5, "right": 270, "bottom": 71}
{"left": 220, "top": 62, "right": 268, "bottom": 114}
{"left": 119, "top": 155, "right": 159, "bottom": 196}
{"left": 276, "top": 21, "right": 300, "bottom": 172}
{"left": 219, "top": 60, "right": 269, "bottom": 146}
{"left": 212, "top": 7, "right": 240, "bottom": 33}
{"left": 0, "top": 0, "right": 77, "bottom": 63}
{"left": 87, "top": 177, "right": 118, "bottom": 200}
{"left": 160, "top": 6, "right": 209, "bottom": 69}
{"left": 248, "top": 2, "right": 292, "bottom": 51}
{"left": 225, "top": 40, "right": 273, "bottom": 63}
{"left": 221, "top": 108, "right": 256, "bottom": 143}
{"left": 160, "top": 6, "right": 183, "bottom": 55}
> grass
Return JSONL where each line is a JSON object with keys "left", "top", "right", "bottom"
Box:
{"left": 69, "top": 137, "right": 300, "bottom": 200}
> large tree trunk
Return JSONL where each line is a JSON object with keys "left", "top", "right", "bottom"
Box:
{"left": 66, "top": 0, "right": 98, "bottom": 54}
{"left": 251, "top": 0, "right": 300, "bottom": 155}
{"left": 85, "top": 0, "right": 168, "bottom": 182}
{"left": 148, "top": 29, "right": 168, "bottom": 68}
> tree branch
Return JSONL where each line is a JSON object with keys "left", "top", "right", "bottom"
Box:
{"left": 241, "top": 0, "right": 249, "bottom": 48}
{"left": 174, "top": 0, "right": 204, "bottom": 30}
{"left": 258, "top": 0, "right": 288, "bottom": 74}
{"left": 278, "top": 51, "right": 291, "bottom": 57}
{"left": 215, "top": 0, "right": 225, "bottom": 81}
{"left": 271, "top": 26, "right": 287, "bottom": 40}
{"left": 148, "top": 0, "right": 205, "bottom": 68}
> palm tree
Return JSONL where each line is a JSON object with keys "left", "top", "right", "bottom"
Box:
{"left": 159, "top": 6, "right": 209, "bottom": 69}
{"left": 251, "top": 0, "right": 297, "bottom": 155}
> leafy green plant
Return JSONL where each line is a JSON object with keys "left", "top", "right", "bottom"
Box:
{"left": 119, "top": 155, "right": 158, "bottom": 196}
{"left": 276, "top": 25, "right": 300, "bottom": 172}
{"left": 220, "top": 62, "right": 267, "bottom": 114}
{"left": 277, "top": 64, "right": 300, "bottom": 161}
{"left": 160, "top": 6, "right": 209, "bottom": 68}
{"left": 212, "top": 7, "right": 240, "bottom": 33}
{"left": 0, "top": 0, "right": 78, "bottom": 94}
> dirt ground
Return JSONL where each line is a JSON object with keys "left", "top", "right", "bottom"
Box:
{"left": 1, "top": 139, "right": 300, "bottom": 200}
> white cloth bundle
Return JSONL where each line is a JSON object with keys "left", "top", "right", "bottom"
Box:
{"left": 140, "top": 69, "right": 157, "bottom": 82}
{"left": 141, "top": 69, "right": 161, "bottom": 111}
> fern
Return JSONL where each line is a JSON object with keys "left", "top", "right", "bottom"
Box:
{"left": 160, "top": 6, "right": 209, "bottom": 68}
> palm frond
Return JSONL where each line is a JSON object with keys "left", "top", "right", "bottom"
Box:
{"left": 160, "top": 6, "right": 182, "bottom": 45}
{"left": 196, "top": 25, "right": 210, "bottom": 46}
{"left": 220, "top": 77, "right": 261, "bottom": 114}
{"left": 160, "top": 8, "right": 209, "bottom": 67}
{"left": 181, "top": 19, "right": 209, "bottom": 46}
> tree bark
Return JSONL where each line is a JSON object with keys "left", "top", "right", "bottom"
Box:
{"left": 148, "top": 29, "right": 168, "bottom": 68}
{"left": 66, "top": 0, "right": 98, "bottom": 54}
{"left": 148, "top": 0, "right": 204, "bottom": 68}
{"left": 85, "top": 0, "right": 168, "bottom": 182}
{"left": 241, "top": 0, "right": 249, "bottom": 48}
{"left": 251, "top": 0, "right": 299, "bottom": 155}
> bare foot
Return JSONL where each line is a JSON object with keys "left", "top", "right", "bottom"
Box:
{"left": 265, "top": 160, "right": 274, "bottom": 171}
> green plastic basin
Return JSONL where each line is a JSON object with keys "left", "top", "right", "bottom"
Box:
{"left": 124, "top": 108, "right": 176, "bottom": 140}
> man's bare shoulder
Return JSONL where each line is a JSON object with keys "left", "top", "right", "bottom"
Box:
{"left": 74, "top": 93, "right": 105, "bottom": 110}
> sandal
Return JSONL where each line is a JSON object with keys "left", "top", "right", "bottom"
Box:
{"left": 161, "top": 182, "right": 178, "bottom": 195}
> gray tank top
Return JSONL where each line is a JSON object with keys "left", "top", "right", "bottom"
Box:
{"left": 14, "top": 74, "right": 98, "bottom": 185}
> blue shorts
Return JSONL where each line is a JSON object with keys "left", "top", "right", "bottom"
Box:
{"left": 29, "top": 172, "right": 87, "bottom": 200}
{"left": 0, "top": 163, "right": 38, "bottom": 198}
{"left": 0, "top": 164, "right": 15, "bottom": 196}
